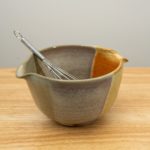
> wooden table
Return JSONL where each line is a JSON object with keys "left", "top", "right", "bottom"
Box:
{"left": 0, "top": 68, "right": 150, "bottom": 150}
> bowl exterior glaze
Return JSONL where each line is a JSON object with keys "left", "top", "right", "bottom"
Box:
{"left": 16, "top": 45, "right": 127, "bottom": 126}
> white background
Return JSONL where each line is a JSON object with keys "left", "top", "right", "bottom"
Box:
{"left": 0, "top": 0, "right": 150, "bottom": 67}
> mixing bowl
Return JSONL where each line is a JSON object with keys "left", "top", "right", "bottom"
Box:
{"left": 16, "top": 45, "right": 128, "bottom": 126}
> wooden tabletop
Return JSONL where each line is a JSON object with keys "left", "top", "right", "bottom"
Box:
{"left": 0, "top": 68, "right": 150, "bottom": 150}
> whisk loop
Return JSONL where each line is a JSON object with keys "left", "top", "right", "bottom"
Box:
{"left": 13, "top": 30, "right": 23, "bottom": 40}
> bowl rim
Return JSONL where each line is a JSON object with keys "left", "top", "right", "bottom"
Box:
{"left": 16, "top": 44, "right": 128, "bottom": 83}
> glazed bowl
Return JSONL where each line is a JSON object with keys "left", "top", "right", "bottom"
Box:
{"left": 16, "top": 45, "right": 128, "bottom": 126}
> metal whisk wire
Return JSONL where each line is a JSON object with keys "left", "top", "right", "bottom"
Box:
{"left": 13, "top": 30, "right": 77, "bottom": 80}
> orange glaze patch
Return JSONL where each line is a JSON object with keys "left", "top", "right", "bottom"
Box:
{"left": 91, "top": 51, "right": 120, "bottom": 78}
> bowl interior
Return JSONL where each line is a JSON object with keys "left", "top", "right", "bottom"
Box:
{"left": 26, "top": 45, "right": 121, "bottom": 79}
{"left": 91, "top": 49, "right": 120, "bottom": 78}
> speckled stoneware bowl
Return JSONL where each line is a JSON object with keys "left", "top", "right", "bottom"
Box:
{"left": 16, "top": 45, "right": 128, "bottom": 126}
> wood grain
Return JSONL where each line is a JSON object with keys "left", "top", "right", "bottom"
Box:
{"left": 0, "top": 68, "right": 150, "bottom": 150}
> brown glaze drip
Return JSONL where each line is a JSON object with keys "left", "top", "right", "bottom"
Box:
{"left": 91, "top": 51, "right": 120, "bottom": 78}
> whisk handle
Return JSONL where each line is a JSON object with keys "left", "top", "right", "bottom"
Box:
{"left": 21, "top": 37, "right": 45, "bottom": 61}
{"left": 13, "top": 30, "right": 45, "bottom": 61}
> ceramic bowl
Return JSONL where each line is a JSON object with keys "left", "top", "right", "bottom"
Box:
{"left": 16, "top": 45, "right": 128, "bottom": 126}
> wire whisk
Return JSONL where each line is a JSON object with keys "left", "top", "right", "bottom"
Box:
{"left": 13, "top": 30, "right": 77, "bottom": 80}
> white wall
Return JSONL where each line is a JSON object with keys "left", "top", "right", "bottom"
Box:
{"left": 0, "top": 0, "right": 150, "bottom": 67}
